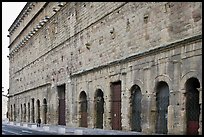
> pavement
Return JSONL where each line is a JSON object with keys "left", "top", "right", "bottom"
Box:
{"left": 3, "top": 120, "right": 145, "bottom": 135}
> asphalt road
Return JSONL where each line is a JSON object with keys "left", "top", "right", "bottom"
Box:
{"left": 2, "top": 123, "right": 56, "bottom": 135}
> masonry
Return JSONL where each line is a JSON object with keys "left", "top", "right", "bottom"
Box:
{"left": 7, "top": 2, "right": 202, "bottom": 135}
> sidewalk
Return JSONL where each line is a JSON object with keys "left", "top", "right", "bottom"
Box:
{"left": 4, "top": 121, "right": 145, "bottom": 135}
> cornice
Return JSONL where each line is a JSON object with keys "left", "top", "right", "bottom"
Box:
{"left": 8, "top": 2, "right": 67, "bottom": 59}
{"left": 8, "top": 2, "right": 35, "bottom": 36}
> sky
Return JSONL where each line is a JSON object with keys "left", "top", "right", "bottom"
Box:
{"left": 2, "top": 2, "right": 27, "bottom": 95}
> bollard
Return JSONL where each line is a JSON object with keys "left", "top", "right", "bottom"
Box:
{"left": 74, "top": 130, "right": 83, "bottom": 135}
{"left": 31, "top": 125, "right": 37, "bottom": 129}
{"left": 23, "top": 123, "right": 28, "bottom": 127}
{"left": 43, "top": 126, "right": 49, "bottom": 131}
{"left": 16, "top": 123, "right": 21, "bottom": 126}
{"left": 58, "top": 127, "right": 66, "bottom": 134}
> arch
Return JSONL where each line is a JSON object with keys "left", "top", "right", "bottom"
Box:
{"left": 95, "top": 85, "right": 105, "bottom": 94}
{"left": 57, "top": 84, "right": 66, "bottom": 125}
{"left": 21, "top": 104, "right": 23, "bottom": 122}
{"left": 185, "top": 77, "right": 200, "bottom": 135}
{"left": 155, "top": 81, "right": 170, "bottom": 134}
{"left": 10, "top": 105, "right": 13, "bottom": 121}
{"left": 36, "top": 99, "right": 40, "bottom": 121}
{"left": 180, "top": 71, "right": 201, "bottom": 92}
{"left": 28, "top": 102, "right": 30, "bottom": 122}
{"left": 154, "top": 74, "right": 172, "bottom": 93}
{"left": 79, "top": 91, "right": 88, "bottom": 127}
{"left": 43, "top": 98, "right": 47, "bottom": 124}
{"left": 31, "top": 98, "right": 35, "bottom": 123}
{"left": 24, "top": 103, "right": 26, "bottom": 122}
{"left": 13, "top": 104, "right": 16, "bottom": 121}
{"left": 130, "top": 84, "right": 142, "bottom": 132}
{"left": 94, "top": 89, "right": 104, "bottom": 129}
{"left": 127, "top": 79, "right": 144, "bottom": 95}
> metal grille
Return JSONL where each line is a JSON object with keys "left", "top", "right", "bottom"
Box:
{"left": 186, "top": 89, "right": 200, "bottom": 135}
{"left": 80, "top": 100, "right": 88, "bottom": 127}
{"left": 80, "top": 91, "right": 88, "bottom": 127}
{"left": 156, "top": 82, "right": 169, "bottom": 134}
{"left": 96, "top": 96, "right": 104, "bottom": 128}
{"left": 131, "top": 85, "right": 142, "bottom": 132}
{"left": 156, "top": 96, "right": 169, "bottom": 134}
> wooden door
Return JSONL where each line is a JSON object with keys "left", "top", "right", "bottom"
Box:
{"left": 58, "top": 84, "right": 66, "bottom": 125}
{"left": 111, "top": 81, "right": 122, "bottom": 130}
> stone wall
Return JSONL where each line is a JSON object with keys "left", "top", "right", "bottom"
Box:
{"left": 8, "top": 2, "right": 202, "bottom": 135}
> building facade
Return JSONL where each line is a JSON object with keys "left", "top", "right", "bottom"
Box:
{"left": 7, "top": 2, "right": 202, "bottom": 135}
{"left": 2, "top": 94, "right": 8, "bottom": 121}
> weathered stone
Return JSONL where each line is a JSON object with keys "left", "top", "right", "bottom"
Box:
{"left": 7, "top": 2, "right": 202, "bottom": 135}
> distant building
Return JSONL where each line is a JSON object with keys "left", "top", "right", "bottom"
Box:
{"left": 2, "top": 94, "right": 8, "bottom": 120}
{"left": 7, "top": 2, "right": 202, "bottom": 135}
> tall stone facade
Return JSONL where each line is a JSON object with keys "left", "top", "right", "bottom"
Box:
{"left": 7, "top": 2, "right": 202, "bottom": 135}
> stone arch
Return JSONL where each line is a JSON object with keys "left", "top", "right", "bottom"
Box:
{"left": 21, "top": 104, "right": 23, "bottom": 122}
{"left": 79, "top": 91, "right": 88, "bottom": 127}
{"left": 14, "top": 104, "right": 16, "bottom": 121}
{"left": 28, "top": 102, "right": 30, "bottom": 122}
{"left": 57, "top": 84, "right": 66, "bottom": 125}
{"left": 180, "top": 71, "right": 201, "bottom": 92}
{"left": 24, "top": 103, "right": 26, "bottom": 122}
{"left": 10, "top": 105, "right": 13, "bottom": 121}
{"left": 128, "top": 79, "right": 144, "bottom": 94}
{"left": 95, "top": 85, "right": 105, "bottom": 95}
{"left": 43, "top": 98, "right": 47, "bottom": 124}
{"left": 94, "top": 89, "right": 104, "bottom": 129}
{"left": 185, "top": 77, "right": 200, "bottom": 135}
{"left": 154, "top": 74, "right": 172, "bottom": 93}
{"left": 31, "top": 98, "right": 35, "bottom": 123}
{"left": 155, "top": 81, "right": 170, "bottom": 134}
{"left": 130, "top": 84, "right": 142, "bottom": 132}
{"left": 36, "top": 99, "right": 40, "bottom": 122}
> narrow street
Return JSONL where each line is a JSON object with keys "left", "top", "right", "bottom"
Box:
{"left": 2, "top": 121, "right": 146, "bottom": 135}
{"left": 2, "top": 123, "right": 57, "bottom": 135}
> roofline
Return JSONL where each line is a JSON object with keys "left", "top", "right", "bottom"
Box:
{"left": 8, "top": 2, "right": 29, "bottom": 32}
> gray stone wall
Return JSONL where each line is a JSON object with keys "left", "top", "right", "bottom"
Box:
{"left": 8, "top": 2, "right": 202, "bottom": 135}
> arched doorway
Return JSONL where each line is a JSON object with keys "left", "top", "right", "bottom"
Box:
{"left": 43, "top": 98, "right": 47, "bottom": 124}
{"left": 14, "top": 104, "right": 16, "bottom": 121}
{"left": 31, "top": 98, "right": 35, "bottom": 123}
{"left": 79, "top": 91, "right": 88, "bottom": 127}
{"left": 155, "top": 81, "right": 170, "bottom": 134}
{"left": 24, "top": 103, "right": 26, "bottom": 122}
{"left": 21, "top": 104, "right": 23, "bottom": 122}
{"left": 10, "top": 105, "right": 13, "bottom": 121}
{"left": 185, "top": 77, "right": 200, "bottom": 135}
{"left": 36, "top": 99, "right": 40, "bottom": 122}
{"left": 28, "top": 102, "right": 30, "bottom": 122}
{"left": 130, "top": 85, "right": 142, "bottom": 132}
{"left": 95, "top": 89, "right": 104, "bottom": 129}
{"left": 57, "top": 84, "right": 66, "bottom": 125}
